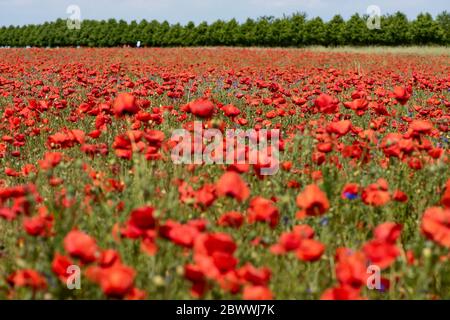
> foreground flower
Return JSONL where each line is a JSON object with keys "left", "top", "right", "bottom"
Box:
{"left": 7, "top": 269, "right": 47, "bottom": 291}
{"left": 85, "top": 250, "right": 142, "bottom": 299}
{"left": 98, "top": 264, "right": 136, "bottom": 298}
{"left": 421, "top": 207, "right": 450, "bottom": 247}
{"left": 363, "top": 239, "right": 399, "bottom": 269}
{"left": 374, "top": 222, "right": 402, "bottom": 243}
{"left": 442, "top": 179, "right": 450, "bottom": 208}
{"left": 52, "top": 253, "right": 74, "bottom": 282}
{"left": 314, "top": 94, "right": 339, "bottom": 114}
{"left": 409, "top": 120, "right": 433, "bottom": 135}
{"left": 63, "top": 229, "right": 99, "bottom": 263}
{"left": 217, "top": 211, "right": 244, "bottom": 228}
{"left": 361, "top": 179, "right": 390, "bottom": 207}
{"left": 121, "top": 206, "right": 157, "bottom": 238}
{"left": 113, "top": 93, "right": 139, "bottom": 117}
{"left": 341, "top": 183, "right": 360, "bottom": 200}
{"left": 248, "top": 197, "right": 279, "bottom": 228}
{"left": 186, "top": 98, "right": 215, "bottom": 118}
{"left": 296, "top": 239, "right": 325, "bottom": 262}
{"left": 321, "top": 285, "right": 363, "bottom": 300}
{"left": 23, "top": 211, "right": 54, "bottom": 237}
{"left": 242, "top": 285, "right": 273, "bottom": 300}
{"left": 393, "top": 86, "right": 411, "bottom": 105}
{"left": 335, "top": 249, "right": 368, "bottom": 288}
{"left": 120, "top": 206, "right": 159, "bottom": 255}
{"left": 216, "top": 171, "right": 250, "bottom": 202}
{"left": 270, "top": 224, "right": 315, "bottom": 254}
{"left": 296, "top": 184, "right": 330, "bottom": 218}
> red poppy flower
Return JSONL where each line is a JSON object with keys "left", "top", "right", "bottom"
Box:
{"left": 343, "top": 98, "right": 369, "bottom": 115}
{"left": 218, "top": 211, "right": 244, "bottom": 228}
{"left": 144, "top": 129, "right": 165, "bottom": 146}
{"left": 314, "top": 94, "right": 339, "bottom": 114}
{"left": 321, "top": 285, "right": 363, "bottom": 300}
{"left": 393, "top": 86, "right": 411, "bottom": 105}
{"left": 216, "top": 171, "right": 250, "bottom": 202}
{"left": 326, "top": 120, "right": 352, "bottom": 136}
{"left": 238, "top": 263, "right": 271, "bottom": 286}
{"left": 248, "top": 196, "right": 279, "bottom": 228}
{"left": 168, "top": 224, "right": 201, "bottom": 247}
{"left": 7, "top": 269, "right": 47, "bottom": 291}
{"left": 47, "top": 129, "right": 85, "bottom": 149}
{"left": 296, "top": 239, "right": 325, "bottom": 262}
{"left": 5, "top": 167, "right": 20, "bottom": 177}
{"left": 187, "top": 98, "right": 215, "bottom": 118}
{"left": 374, "top": 222, "right": 402, "bottom": 243}
{"left": 125, "top": 287, "right": 147, "bottom": 300}
{"left": 113, "top": 93, "right": 139, "bottom": 117}
{"left": 217, "top": 271, "right": 241, "bottom": 294}
{"left": 270, "top": 232, "right": 302, "bottom": 254}
{"left": 222, "top": 104, "right": 241, "bottom": 117}
{"left": 121, "top": 206, "right": 158, "bottom": 240}
{"left": 341, "top": 183, "right": 360, "bottom": 200}
{"left": 184, "top": 264, "right": 208, "bottom": 298}
{"left": 129, "top": 206, "right": 156, "bottom": 230}
{"left": 38, "top": 152, "right": 63, "bottom": 170}
{"left": 98, "top": 249, "right": 122, "bottom": 268}
{"left": 63, "top": 229, "right": 98, "bottom": 263}
{"left": 51, "top": 253, "right": 74, "bottom": 282}
{"left": 421, "top": 207, "right": 450, "bottom": 247}
{"left": 409, "top": 120, "right": 433, "bottom": 134}
{"left": 23, "top": 213, "right": 53, "bottom": 237}
{"left": 98, "top": 264, "right": 136, "bottom": 298}
{"left": 184, "top": 263, "right": 206, "bottom": 283}
{"left": 212, "top": 251, "right": 238, "bottom": 273}
{"left": 293, "top": 224, "right": 316, "bottom": 239}
{"left": 335, "top": 250, "right": 367, "bottom": 288}
{"left": 380, "top": 133, "right": 403, "bottom": 158}
{"left": 195, "top": 184, "right": 216, "bottom": 208}
{"left": 194, "top": 232, "right": 237, "bottom": 257}
{"left": 393, "top": 190, "right": 408, "bottom": 202}
{"left": 296, "top": 184, "right": 330, "bottom": 218}
{"left": 0, "top": 207, "right": 17, "bottom": 220}
{"left": 361, "top": 179, "right": 391, "bottom": 207}
{"left": 242, "top": 285, "right": 273, "bottom": 300}
{"left": 442, "top": 180, "right": 450, "bottom": 208}
{"left": 270, "top": 224, "right": 315, "bottom": 254}
{"left": 362, "top": 239, "right": 399, "bottom": 269}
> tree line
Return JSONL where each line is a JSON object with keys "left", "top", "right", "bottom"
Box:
{"left": 0, "top": 12, "right": 449, "bottom": 47}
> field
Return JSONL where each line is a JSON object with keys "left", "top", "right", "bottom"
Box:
{"left": 0, "top": 47, "right": 449, "bottom": 300}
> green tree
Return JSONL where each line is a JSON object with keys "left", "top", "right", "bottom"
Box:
{"left": 343, "top": 14, "right": 368, "bottom": 46}
{"left": 239, "top": 18, "right": 256, "bottom": 46}
{"left": 304, "top": 17, "right": 326, "bottom": 45}
{"left": 223, "top": 19, "right": 239, "bottom": 46}
{"left": 383, "top": 12, "right": 411, "bottom": 45}
{"left": 410, "top": 13, "right": 444, "bottom": 44}
{"left": 0, "top": 11, "right": 448, "bottom": 47}
{"left": 290, "top": 12, "right": 307, "bottom": 46}
{"left": 194, "top": 22, "right": 209, "bottom": 46}
{"left": 326, "top": 15, "right": 345, "bottom": 46}
{"left": 436, "top": 11, "right": 450, "bottom": 44}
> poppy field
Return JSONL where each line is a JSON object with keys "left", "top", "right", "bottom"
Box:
{"left": 0, "top": 47, "right": 449, "bottom": 300}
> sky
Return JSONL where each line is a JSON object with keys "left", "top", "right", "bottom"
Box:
{"left": 0, "top": 0, "right": 448, "bottom": 27}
